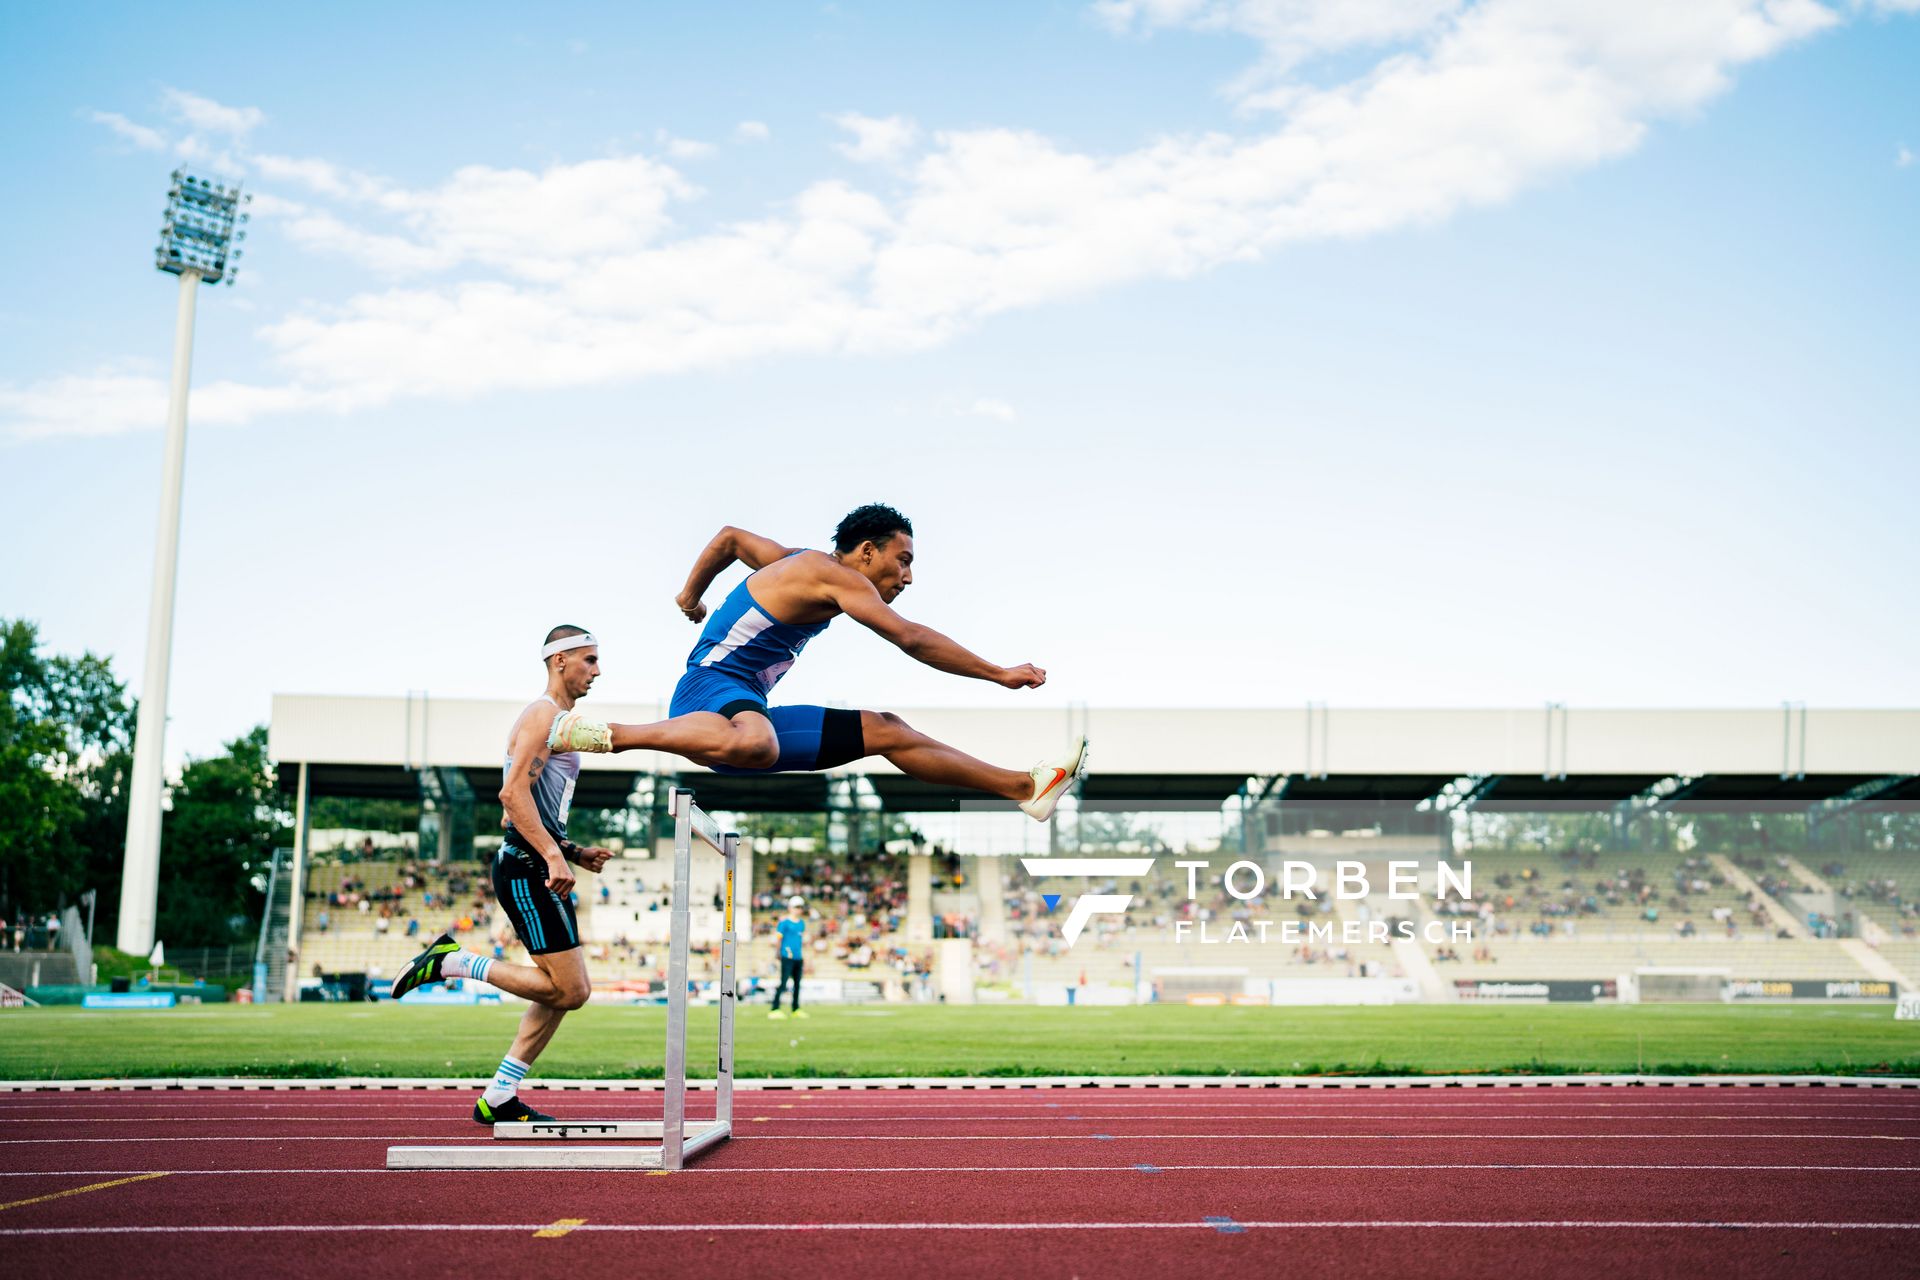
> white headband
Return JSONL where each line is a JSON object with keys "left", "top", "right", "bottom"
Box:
{"left": 540, "top": 632, "right": 597, "bottom": 660}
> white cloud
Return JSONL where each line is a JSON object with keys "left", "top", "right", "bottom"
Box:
{"left": 833, "top": 112, "right": 920, "bottom": 163}
{"left": 14, "top": 0, "right": 1887, "bottom": 441}
{"left": 161, "top": 88, "right": 265, "bottom": 138}
{"left": 1899, "top": 144, "right": 1915, "bottom": 168}
{"left": 664, "top": 136, "right": 716, "bottom": 160}
{"left": 964, "top": 398, "right": 1019, "bottom": 422}
{"left": 735, "top": 120, "right": 772, "bottom": 142}
{"left": 251, "top": 153, "right": 390, "bottom": 202}
{"left": 0, "top": 370, "right": 336, "bottom": 441}
{"left": 268, "top": 155, "right": 697, "bottom": 282}
{"left": 87, "top": 110, "right": 167, "bottom": 151}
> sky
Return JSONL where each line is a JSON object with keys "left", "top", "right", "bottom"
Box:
{"left": 2, "top": 0, "right": 1917, "bottom": 768}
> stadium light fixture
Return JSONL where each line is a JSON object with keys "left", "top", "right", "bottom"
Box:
{"left": 118, "top": 169, "right": 252, "bottom": 957}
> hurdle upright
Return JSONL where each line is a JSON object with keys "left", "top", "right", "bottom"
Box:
{"left": 386, "top": 785, "right": 738, "bottom": 1171}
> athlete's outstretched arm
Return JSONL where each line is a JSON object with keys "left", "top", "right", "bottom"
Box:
{"left": 674, "top": 525, "right": 796, "bottom": 622}
{"left": 826, "top": 571, "right": 1045, "bottom": 689}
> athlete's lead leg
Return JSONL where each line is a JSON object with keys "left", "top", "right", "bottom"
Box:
{"left": 858, "top": 710, "right": 1031, "bottom": 800}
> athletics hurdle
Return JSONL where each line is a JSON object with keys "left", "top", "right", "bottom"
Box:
{"left": 386, "top": 786, "right": 738, "bottom": 1170}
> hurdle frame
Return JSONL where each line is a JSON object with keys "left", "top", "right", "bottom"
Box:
{"left": 386, "top": 785, "right": 737, "bottom": 1170}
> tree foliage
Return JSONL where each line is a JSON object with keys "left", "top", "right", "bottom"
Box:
{"left": 0, "top": 619, "right": 135, "bottom": 927}
{"left": 2, "top": 618, "right": 287, "bottom": 947}
{"left": 159, "top": 724, "right": 285, "bottom": 946}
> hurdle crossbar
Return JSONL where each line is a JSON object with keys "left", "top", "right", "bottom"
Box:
{"left": 387, "top": 786, "right": 738, "bottom": 1171}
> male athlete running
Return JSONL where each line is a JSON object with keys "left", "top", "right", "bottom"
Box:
{"left": 550, "top": 504, "right": 1087, "bottom": 816}
{"left": 391, "top": 625, "right": 614, "bottom": 1125}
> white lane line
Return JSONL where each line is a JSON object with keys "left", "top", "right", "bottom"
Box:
{"left": 3, "top": 1220, "right": 1919, "bottom": 1236}
{"left": 8, "top": 1097, "right": 1915, "bottom": 1108}
{"left": 4, "top": 1162, "right": 1917, "bottom": 1177}
{"left": 738, "top": 1133, "right": 1919, "bottom": 1141}
{"left": 1, "top": 1131, "right": 1914, "bottom": 1145}
{"left": 4, "top": 1111, "right": 1915, "bottom": 1123}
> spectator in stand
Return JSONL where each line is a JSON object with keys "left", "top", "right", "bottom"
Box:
{"left": 769, "top": 896, "right": 809, "bottom": 1020}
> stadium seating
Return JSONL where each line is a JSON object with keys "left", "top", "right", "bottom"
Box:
{"left": 287, "top": 845, "right": 1915, "bottom": 998}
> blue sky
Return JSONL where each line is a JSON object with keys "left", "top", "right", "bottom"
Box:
{"left": 2, "top": 1, "right": 1916, "bottom": 765}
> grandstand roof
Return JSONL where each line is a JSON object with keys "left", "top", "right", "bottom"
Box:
{"left": 270, "top": 695, "right": 1920, "bottom": 813}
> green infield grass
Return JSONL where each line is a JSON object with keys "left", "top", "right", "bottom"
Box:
{"left": 1, "top": 1002, "right": 1915, "bottom": 1080}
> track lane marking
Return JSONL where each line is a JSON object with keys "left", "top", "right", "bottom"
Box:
{"left": 533, "top": 1217, "right": 587, "bottom": 1238}
{"left": 4, "top": 1162, "right": 1918, "bottom": 1176}
{"left": 2, "top": 1131, "right": 1914, "bottom": 1144}
{"left": 0, "top": 1172, "right": 169, "bottom": 1213}
{"left": 3, "top": 1219, "right": 1919, "bottom": 1235}
{"left": 6, "top": 1110, "right": 1916, "bottom": 1122}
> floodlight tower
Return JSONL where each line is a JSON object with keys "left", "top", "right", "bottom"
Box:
{"left": 117, "top": 170, "right": 250, "bottom": 956}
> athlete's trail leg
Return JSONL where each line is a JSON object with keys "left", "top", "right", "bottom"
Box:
{"left": 503, "top": 950, "right": 592, "bottom": 1065}
{"left": 861, "top": 710, "right": 1030, "bottom": 801}
{"left": 601, "top": 712, "right": 778, "bottom": 770}
{"left": 467, "top": 948, "right": 588, "bottom": 1011}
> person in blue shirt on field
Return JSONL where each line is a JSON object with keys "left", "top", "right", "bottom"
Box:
{"left": 769, "top": 896, "right": 809, "bottom": 1020}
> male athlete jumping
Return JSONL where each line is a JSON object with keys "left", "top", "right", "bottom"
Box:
{"left": 550, "top": 504, "right": 1087, "bottom": 816}
{"left": 391, "top": 625, "right": 614, "bottom": 1125}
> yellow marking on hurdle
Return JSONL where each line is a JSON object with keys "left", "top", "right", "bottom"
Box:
{"left": 534, "top": 1217, "right": 587, "bottom": 1238}
{"left": 0, "top": 1171, "right": 170, "bottom": 1213}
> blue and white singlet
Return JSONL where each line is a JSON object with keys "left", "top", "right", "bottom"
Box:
{"left": 686, "top": 563, "right": 831, "bottom": 696}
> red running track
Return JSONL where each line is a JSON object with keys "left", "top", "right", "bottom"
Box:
{"left": 2, "top": 1084, "right": 1918, "bottom": 1278}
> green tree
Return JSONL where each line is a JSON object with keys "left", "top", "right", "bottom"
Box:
{"left": 0, "top": 620, "right": 135, "bottom": 927}
{"left": 158, "top": 725, "right": 286, "bottom": 946}
{"left": 308, "top": 796, "right": 422, "bottom": 833}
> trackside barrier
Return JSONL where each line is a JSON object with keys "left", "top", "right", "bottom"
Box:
{"left": 386, "top": 786, "right": 737, "bottom": 1170}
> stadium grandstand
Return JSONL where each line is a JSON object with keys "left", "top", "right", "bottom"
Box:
{"left": 264, "top": 696, "right": 1920, "bottom": 1007}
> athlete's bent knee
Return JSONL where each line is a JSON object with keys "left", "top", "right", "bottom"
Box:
{"left": 864, "top": 709, "right": 916, "bottom": 750}
{"left": 554, "top": 980, "right": 592, "bottom": 1011}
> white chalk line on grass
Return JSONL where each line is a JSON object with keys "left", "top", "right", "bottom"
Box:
{"left": 3, "top": 1162, "right": 1918, "bottom": 1177}
{"left": 4, "top": 1220, "right": 1919, "bottom": 1236}
{"left": 1, "top": 1131, "right": 1914, "bottom": 1145}
{"left": 6, "top": 1075, "right": 1915, "bottom": 1095}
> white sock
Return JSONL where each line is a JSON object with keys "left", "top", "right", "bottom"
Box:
{"left": 440, "top": 950, "right": 492, "bottom": 983}
{"left": 482, "top": 1055, "right": 530, "bottom": 1107}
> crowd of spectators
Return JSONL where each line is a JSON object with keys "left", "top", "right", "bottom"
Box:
{"left": 307, "top": 849, "right": 494, "bottom": 944}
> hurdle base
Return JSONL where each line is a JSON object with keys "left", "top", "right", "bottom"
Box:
{"left": 495, "top": 1119, "right": 667, "bottom": 1140}
{"left": 386, "top": 1121, "right": 729, "bottom": 1169}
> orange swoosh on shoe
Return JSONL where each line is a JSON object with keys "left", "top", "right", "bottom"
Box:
{"left": 1040, "top": 767, "right": 1068, "bottom": 798}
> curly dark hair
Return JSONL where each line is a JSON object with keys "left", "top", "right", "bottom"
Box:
{"left": 833, "top": 504, "right": 913, "bottom": 554}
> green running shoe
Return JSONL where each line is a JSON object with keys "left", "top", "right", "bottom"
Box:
{"left": 474, "top": 1095, "right": 557, "bottom": 1126}
{"left": 390, "top": 932, "right": 460, "bottom": 1000}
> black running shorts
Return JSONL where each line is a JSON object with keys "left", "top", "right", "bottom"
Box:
{"left": 493, "top": 844, "right": 580, "bottom": 956}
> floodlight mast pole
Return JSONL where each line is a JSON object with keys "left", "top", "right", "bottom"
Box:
{"left": 117, "top": 170, "right": 248, "bottom": 957}
{"left": 117, "top": 268, "right": 200, "bottom": 956}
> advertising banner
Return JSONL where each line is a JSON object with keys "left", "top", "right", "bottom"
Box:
{"left": 1454, "top": 979, "right": 1618, "bottom": 1003}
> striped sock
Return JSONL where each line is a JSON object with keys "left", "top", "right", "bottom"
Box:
{"left": 482, "top": 1054, "right": 530, "bottom": 1107}
{"left": 441, "top": 950, "right": 492, "bottom": 983}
